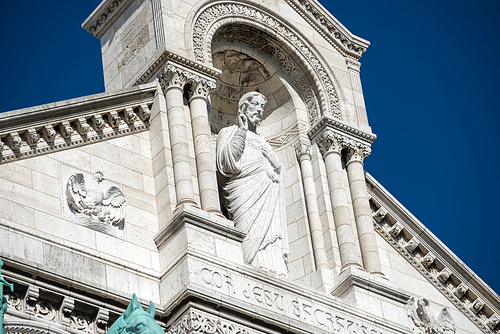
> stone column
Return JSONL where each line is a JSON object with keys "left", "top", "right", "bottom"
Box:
{"left": 189, "top": 79, "right": 221, "bottom": 214}
{"left": 345, "top": 141, "right": 383, "bottom": 276}
{"left": 295, "top": 138, "right": 328, "bottom": 269}
{"left": 158, "top": 65, "right": 197, "bottom": 207}
{"left": 316, "top": 130, "right": 362, "bottom": 272}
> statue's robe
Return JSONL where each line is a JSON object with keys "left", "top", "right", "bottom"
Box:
{"left": 217, "top": 125, "right": 289, "bottom": 276}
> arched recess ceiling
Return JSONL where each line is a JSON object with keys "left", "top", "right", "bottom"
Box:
{"left": 191, "top": 1, "right": 344, "bottom": 123}
{"left": 210, "top": 35, "right": 309, "bottom": 144}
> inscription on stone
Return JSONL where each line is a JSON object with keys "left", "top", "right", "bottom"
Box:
{"left": 196, "top": 266, "right": 396, "bottom": 334}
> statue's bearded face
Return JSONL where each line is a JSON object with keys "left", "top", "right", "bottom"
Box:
{"left": 244, "top": 95, "right": 266, "bottom": 127}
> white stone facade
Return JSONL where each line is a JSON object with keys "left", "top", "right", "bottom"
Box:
{"left": 0, "top": 0, "right": 498, "bottom": 334}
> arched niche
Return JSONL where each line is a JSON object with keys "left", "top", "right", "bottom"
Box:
{"left": 210, "top": 31, "right": 309, "bottom": 148}
{"left": 189, "top": 1, "right": 347, "bottom": 124}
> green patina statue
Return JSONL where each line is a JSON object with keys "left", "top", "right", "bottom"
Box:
{"left": 0, "top": 259, "right": 14, "bottom": 334}
{"left": 106, "top": 294, "right": 164, "bottom": 334}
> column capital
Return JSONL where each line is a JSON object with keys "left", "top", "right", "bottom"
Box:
{"left": 345, "top": 140, "right": 371, "bottom": 164}
{"left": 294, "top": 138, "right": 312, "bottom": 161}
{"left": 315, "top": 129, "right": 345, "bottom": 157}
{"left": 158, "top": 61, "right": 217, "bottom": 94}
{"left": 188, "top": 78, "right": 217, "bottom": 101}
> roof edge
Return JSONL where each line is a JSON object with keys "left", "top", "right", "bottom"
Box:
{"left": 366, "top": 172, "right": 500, "bottom": 333}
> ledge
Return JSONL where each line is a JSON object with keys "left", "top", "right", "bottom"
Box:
{"left": 308, "top": 116, "right": 377, "bottom": 144}
{"left": 154, "top": 204, "right": 245, "bottom": 250}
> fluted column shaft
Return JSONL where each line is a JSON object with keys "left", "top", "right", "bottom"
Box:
{"left": 159, "top": 66, "right": 197, "bottom": 207}
{"left": 317, "top": 131, "right": 362, "bottom": 271}
{"left": 295, "top": 139, "right": 328, "bottom": 269}
{"left": 189, "top": 81, "right": 221, "bottom": 214}
{"left": 346, "top": 143, "right": 383, "bottom": 275}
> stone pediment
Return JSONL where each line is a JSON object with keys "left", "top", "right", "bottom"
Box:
{"left": 0, "top": 83, "right": 156, "bottom": 164}
{"left": 82, "top": 0, "right": 369, "bottom": 60}
{"left": 367, "top": 172, "right": 500, "bottom": 333}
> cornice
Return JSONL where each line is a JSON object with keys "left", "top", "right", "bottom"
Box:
{"left": 366, "top": 172, "right": 500, "bottom": 334}
{"left": 0, "top": 83, "right": 157, "bottom": 164}
{"left": 307, "top": 116, "right": 376, "bottom": 144}
{"left": 284, "top": 0, "right": 370, "bottom": 60}
{"left": 82, "top": 0, "right": 135, "bottom": 39}
{"left": 133, "top": 51, "right": 221, "bottom": 87}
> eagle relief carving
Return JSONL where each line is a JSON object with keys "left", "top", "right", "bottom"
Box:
{"left": 66, "top": 171, "right": 126, "bottom": 237}
{"left": 406, "top": 296, "right": 456, "bottom": 334}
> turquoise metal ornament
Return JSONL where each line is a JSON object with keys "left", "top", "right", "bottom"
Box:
{"left": 106, "top": 294, "right": 164, "bottom": 334}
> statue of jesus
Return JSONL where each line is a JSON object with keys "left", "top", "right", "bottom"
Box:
{"left": 216, "top": 92, "right": 289, "bottom": 276}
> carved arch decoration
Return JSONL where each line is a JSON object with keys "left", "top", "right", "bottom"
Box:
{"left": 191, "top": 1, "right": 343, "bottom": 123}
{"left": 5, "top": 319, "right": 72, "bottom": 334}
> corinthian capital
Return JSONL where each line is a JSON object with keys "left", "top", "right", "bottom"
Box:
{"left": 315, "top": 130, "right": 344, "bottom": 157}
{"left": 294, "top": 138, "right": 312, "bottom": 161}
{"left": 345, "top": 140, "right": 371, "bottom": 164}
{"left": 158, "top": 64, "right": 191, "bottom": 92}
{"left": 188, "top": 78, "right": 216, "bottom": 101}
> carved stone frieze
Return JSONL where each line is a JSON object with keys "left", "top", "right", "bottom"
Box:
{"left": 69, "top": 312, "right": 93, "bottom": 333}
{"left": 368, "top": 193, "right": 500, "bottom": 334}
{"left": 167, "top": 310, "right": 253, "bottom": 334}
{"left": 133, "top": 51, "right": 220, "bottom": 87}
{"left": 0, "top": 102, "right": 152, "bottom": 164}
{"left": 83, "top": 0, "right": 134, "bottom": 38}
{"left": 5, "top": 291, "right": 23, "bottom": 313}
{"left": 284, "top": 0, "right": 368, "bottom": 60}
{"left": 193, "top": 2, "right": 341, "bottom": 120}
{"left": 1, "top": 272, "right": 120, "bottom": 334}
{"left": 266, "top": 124, "right": 307, "bottom": 150}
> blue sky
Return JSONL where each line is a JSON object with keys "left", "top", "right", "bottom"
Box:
{"left": 0, "top": 0, "right": 498, "bottom": 294}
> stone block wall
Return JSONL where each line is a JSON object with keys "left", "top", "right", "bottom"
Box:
{"left": 0, "top": 132, "right": 161, "bottom": 303}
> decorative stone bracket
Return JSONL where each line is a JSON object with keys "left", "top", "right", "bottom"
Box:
{"left": 368, "top": 185, "right": 500, "bottom": 334}
{"left": 0, "top": 101, "right": 153, "bottom": 164}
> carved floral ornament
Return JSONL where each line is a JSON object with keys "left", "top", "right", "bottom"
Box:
{"left": 314, "top": 129, "right": 371, "bottom": 162}
{"left": 157, "top": 63, "right": 217, "bottom": 100}
{"left": 192, "top": 2, "right": 342, "bottom": 122}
